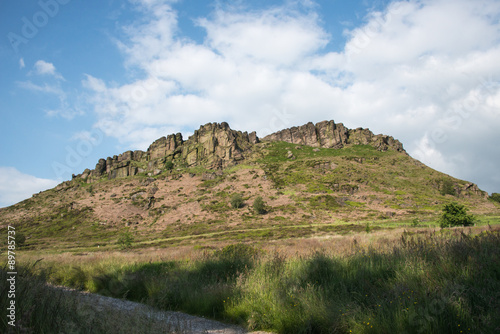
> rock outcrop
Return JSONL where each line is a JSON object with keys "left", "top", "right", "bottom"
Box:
{"left": 180, "top": 122, "right": 256, "bottom": 168}
{"left": 79, "top": 122, "right": 259, "bottom": 182}
{"left": 262, "top": 120, "right": 405, "bottom": 152}
{"left": 77, "top": 120, "right": 405, "bottom": 183}
{"left": 148, "top": 133, "right": 183, "bottom": 160}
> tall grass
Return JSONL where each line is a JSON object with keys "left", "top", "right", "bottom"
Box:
{"left": 0, "top": 266, "right": 187, "bottom": 333}
{"left": 8, "top": 227, "right": 500, "bottom": 333}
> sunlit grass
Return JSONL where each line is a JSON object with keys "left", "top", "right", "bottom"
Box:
{"left": 10, "top": 224, "right": 500, "bottom": 333}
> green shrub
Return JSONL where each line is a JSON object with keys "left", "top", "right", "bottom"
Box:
{"left": 439, "top": 202, "right": 475, "bottom": 228}
{"left": 489, "top": 193, "right": 500, "bottom": 203}
{"left": 214, "top": 243, "right": 259, "bottom": 261}
{"left": 308, "top": 195, "right": 339, "bottom": 210}
{"left": 164, "top": 160, "right": 174, "bottom": 171}
{"left": 117, "top": 230, "right": 134, "bottom": 249}
{"left": 16, "top": 231, "right": 26, "bottom": 247}
{"left": 253, "top": 196, "right": 266, "bottom": 214}
{"left": 365, "top": 222, "right": 372, "bottom": 233}
{"left": 230, "top": 193, "right": 244, "bottom": 209}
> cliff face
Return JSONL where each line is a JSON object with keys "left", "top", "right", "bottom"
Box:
{"left": 262, "top": 120, "right": 405, "bottom": 152}
{"left": 148, "top": 133, "right": 184, "bottom": 160}
{"left": 79, "top": 122, "right": 259, "bottom": 182}
{"left": 77, "top": 120, "right": 405, "bottom": 183}
{"left": 180, "top": 122, "right": 258, "bottom": 168}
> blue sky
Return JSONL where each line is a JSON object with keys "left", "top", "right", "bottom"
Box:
{"left": 1, "top": 0, "right": 500, "bottom": 207}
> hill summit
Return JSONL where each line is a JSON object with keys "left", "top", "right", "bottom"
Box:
{"left": 1, "top": 120, "right": 496, "bottom": 251}
{"left": 77, "top": 120, "right": 405, "bottom": 183}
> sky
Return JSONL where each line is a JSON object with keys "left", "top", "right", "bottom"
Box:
{"left": 0, "top": 0, "right": 499, "bottom": 207}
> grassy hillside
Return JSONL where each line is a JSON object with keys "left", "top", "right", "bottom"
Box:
{"left": 0, "top": 142, "right": 498, "bottom": 252}
{"left": 1, "top": 141, "right": 500, "bottom": 333}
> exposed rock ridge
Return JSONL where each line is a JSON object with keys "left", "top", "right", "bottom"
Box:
{"left": 180, "top": 122, "right": 259, "bottom": 168}
{"left": 79, "top": 122, "right": 259, "bottom": 182}
{"left": 262, "top": 120, "right": 405, "bottom": 153}
{"left": 77, "top": 120, "right": 404, "bottom": 183}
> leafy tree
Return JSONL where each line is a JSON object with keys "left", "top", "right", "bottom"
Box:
{"left": 230, "top": 193, "right": 244, "bottom": 209}
{"left": 253, "top": 196, "right": 266, "bottom": 214}
{"left": 165, "top": 160, "right": 174, "bottom": 171}
{"left": 439, "top": 202, "right": 475, "bottom": 228}
{"left": 489, "top": 193, "right": 500, "bottom": 203}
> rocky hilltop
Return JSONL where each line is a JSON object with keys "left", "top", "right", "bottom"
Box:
{"left": 81, "top": 122, "right": 259, "bottom": 182}
{"left": 2, "top": 118, "right": 496, "bottom": 252}
{"left": 262, "top": 120, "right": 405, "bottom": 152}
{"left": 77, "top": 120, "right": 404, "bottom": 183}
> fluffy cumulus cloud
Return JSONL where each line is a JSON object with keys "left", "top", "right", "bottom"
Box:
{"left": 0, "top": 167, "right": 59, "bottom": 208}
{"left": 32, "top": 60, "right": 65, "bottom": 80}
{"left": 83, "top": 0, "right": 500, "bottom": 193}
{"left": 34, "top": 60, "right": 57, "bottom": 75}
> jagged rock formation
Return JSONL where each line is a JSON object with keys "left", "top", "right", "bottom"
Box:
{"left": 180, "top": 122, "right": 257, "bottom": 168}
{"left": 148, "top": 133, "right": 183, "bottom": 160}
{"left": 262, "top": 120, "right": 405, "bottom": 152}
{"left": 78, "top": 122, "right": 259, "bottom": 182}
{"left": 76, "top": 120, "right": 405, "bottom": 183}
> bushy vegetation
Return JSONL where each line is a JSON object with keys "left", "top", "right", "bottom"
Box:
{"left": 230, "top": 193, "right": 244, "bottom": 209}
{"left": 164, "top": 160, "right": 174, "bottom": 171}
{"left": 489, "top": 192, "right": 500, "bottom": 203}
{"left": 253, "top": 196, "right": 266, "bottom": 214}
{"left": 0, "top": 266, "right": 182, "bottom": 333}
{"left": 439, "top": 202, "right": 475, "bottom": 228}
{"left": 116, "top": 230, "right": 134, "bottom": 249}
{"left": 13, "top": 229, "right": 500, "bottom": 333}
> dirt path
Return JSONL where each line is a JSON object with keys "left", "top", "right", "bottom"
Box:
{"left": 73, "top": 288, "right": 272, "bottom": 334}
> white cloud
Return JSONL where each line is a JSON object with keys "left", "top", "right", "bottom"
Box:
{"left": 17, "top": 81, "right": 83, "bottom": 120}
{"left": 33, "top": 60, "right": 56, "bottom": 75}
{"left": 198, "top": 7, "right": 328, "bottom": 66}
{"left": 17, "top": 80, "right": 64, "bottom": 95}
{"left": 19, "top": 58, "right": 25, "bottom": 69}
{"left": 32, "top": 60, "right": 64, "bottom": 80}
{"left": 0, "top": 167, "right": 59, "bottom": 208}
{"left": 82, "top": 0, "right": 500, "bottom": 193}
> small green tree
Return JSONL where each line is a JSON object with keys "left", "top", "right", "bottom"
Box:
{"left": 230, "top": 193, "right": 244, "bottom": 209}
{"left": 439, "top": 202, "right": 475, "bottom": 228}
{"left": 253, "top": 196, "right": 266, "bottom": 214}
{"left": 489, "top": 193, "right": 500, "bottom": 203}
{"left": 165, "top": 160, "right": 174, "bottom": 171}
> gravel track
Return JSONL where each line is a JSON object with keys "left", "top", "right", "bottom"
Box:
{"left": 64, "top": 287, "right": 271, "bottom": 334}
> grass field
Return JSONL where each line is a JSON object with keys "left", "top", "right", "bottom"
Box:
{"left": 3, "top": 223, "right": 500, "bottom": 333}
